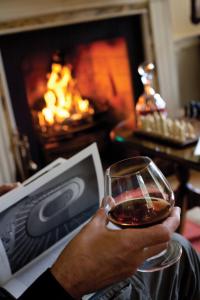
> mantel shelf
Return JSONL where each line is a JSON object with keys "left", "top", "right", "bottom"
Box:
{"left": 0, "top": 0, "right": 148, "bottom": 35}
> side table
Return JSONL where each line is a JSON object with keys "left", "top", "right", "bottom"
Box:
{"left": 110, "top": 119, "right": 200, "bottom": 233}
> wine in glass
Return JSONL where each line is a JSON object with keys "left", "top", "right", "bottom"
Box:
{"left": 104, "top": 156, "right": 182, "bottom": 272}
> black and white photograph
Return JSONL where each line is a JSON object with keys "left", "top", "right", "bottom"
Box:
{"left": 0, "top": 144, "right": 103, "bottom": 274}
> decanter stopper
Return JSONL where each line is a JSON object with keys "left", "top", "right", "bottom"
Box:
{"left": 136, "top": 62, "right": 166, "bottom": 116}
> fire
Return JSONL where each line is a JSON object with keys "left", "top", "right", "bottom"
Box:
{"left": 38, "top": 63, "right": 94, "bottom": 128}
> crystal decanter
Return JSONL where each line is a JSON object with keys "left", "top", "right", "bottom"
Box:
{"left": 136, "top": 62, "right": 166, "bottom": 117}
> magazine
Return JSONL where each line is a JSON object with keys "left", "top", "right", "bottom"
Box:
{"left": 0, "top": 143, "right": 104, "bottom": 298}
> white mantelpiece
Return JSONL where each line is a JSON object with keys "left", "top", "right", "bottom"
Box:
{"left": 0, "top": 0, "right": 179, "bottom": 182}
{"left": 0, "top": 0, "right": 148, "bottom": 34}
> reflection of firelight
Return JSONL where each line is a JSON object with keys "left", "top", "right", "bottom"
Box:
{"left": 38, "top": 63, "right": 94, "bottom": 130}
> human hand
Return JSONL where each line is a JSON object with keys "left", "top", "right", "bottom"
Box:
{"left": 51, "top": 206, "right": 180, "bottom": 299}
{"left": 0, "top": 182, "right": 21, "bottom": 196}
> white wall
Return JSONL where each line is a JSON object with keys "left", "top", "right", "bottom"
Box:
{"left": 169, "top": 0, "right": 200, "bottom": 41}
{"left": 169, "top": 0, "right": 200, "bottom": 107}
{"left": 175, "top": 38, "right": 200, "bottom": 106}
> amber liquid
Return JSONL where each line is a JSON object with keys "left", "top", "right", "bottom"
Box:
{"left": 108, "top": 197, "right": 171, "bottom": 228}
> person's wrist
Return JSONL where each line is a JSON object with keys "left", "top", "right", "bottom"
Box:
{"left": 50, "top": 265, "right": 83, "bottom": 299}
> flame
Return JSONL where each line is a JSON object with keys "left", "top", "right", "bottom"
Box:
{"left": 39, "top": 63, "right": 94, "bottom": 127}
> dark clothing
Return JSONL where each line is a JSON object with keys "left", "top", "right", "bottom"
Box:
{"left": 18, "top": 270, "right": 73, "bottom": 300}
{"left": 0, "top": 234, "right": 200, "bottom": 300}
{"left": 91, "top": 234, "right": 200, "bottom": 300}
{"left": 0, "top": 271, "right": 73, "bottom": 300}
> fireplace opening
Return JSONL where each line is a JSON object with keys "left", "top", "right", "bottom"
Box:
{"left": 0, "top": 15, "right": 144, "bottom": 170}
{"left": 25, "top": 37, "right": 135, "bottom": 141}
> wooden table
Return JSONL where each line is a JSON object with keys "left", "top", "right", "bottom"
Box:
{"left": 110, "top": 119, "right": 200, "bottom": 232}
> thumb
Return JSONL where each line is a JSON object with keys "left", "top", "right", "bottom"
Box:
{"left": 101, "top": 196, "right": 115, "bottom": 209}
{"left": 90, "top": 208, "right": 107, "bottom": 227}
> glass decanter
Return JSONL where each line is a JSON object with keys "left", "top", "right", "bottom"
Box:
{"left": 136, "top": 62, "right": 166, "bottom": 117}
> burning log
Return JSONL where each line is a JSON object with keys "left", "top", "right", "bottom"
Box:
{"left": 34, "top": 62, "right": 95, "bottom": 135}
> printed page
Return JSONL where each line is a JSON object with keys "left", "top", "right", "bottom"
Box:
{"left": 0, "top": 157, "right": 68, "bottom": 202}
{"left": 0, "top": 239, "right": 11, "bottom": 285}
{"left": 3, "top": 225, "right": 83, "bottom": 298}
{"left": 0, "top": 143, "right": 104, "bottom": 296}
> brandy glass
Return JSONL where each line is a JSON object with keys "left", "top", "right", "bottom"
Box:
{"left": 104, "top": 156, "right": 182, "bottom": 272}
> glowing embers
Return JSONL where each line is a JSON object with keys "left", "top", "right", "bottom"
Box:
{"left": 37, "top": 63, "right": 94, "bottom": 134}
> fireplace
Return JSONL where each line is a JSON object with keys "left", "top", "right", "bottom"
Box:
{"left": 0, "top": 0, "right": 178, "bottom": 182}
{"left": 0, "top": 15, "right": 144, "bottom": 173}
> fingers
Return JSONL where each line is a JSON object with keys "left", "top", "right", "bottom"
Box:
{"left": 92, "top": 197, "right": 116, "bottom": 227}
{"left": 142, "top": 242, "right": 168, "bottom": 260}
{"left": 121, "top": 226, "right": 169, "bottom": 249}
{"left": 101, "top": 196, "right": 115, "bottom": 209}
{"left": 162, "top": 206, "right": 181, "bottom": 232}
{"left": 89, "top": 205, "right": 180, "bottom": 251}
{"left": 0, "top": 183, "right": 21, "bottom": 196}
{"left": 90, "top": 208, "right": 108, "bottom": 226}
{"left": 122, "top": 206, "right": 181, "bottom": 248}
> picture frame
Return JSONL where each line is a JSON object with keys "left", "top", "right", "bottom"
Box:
{"left": 191, "top": 0, "right": 200, "bottom": 24}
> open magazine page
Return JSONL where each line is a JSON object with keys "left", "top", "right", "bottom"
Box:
{"left": 3, "top": 226, "right": 83, "bottom": 298}
{"left": 0, "top": 157, "right": 68, "bottom": 209}
{"left": 0, "top": 143, "right": 104, "bottom": 298}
